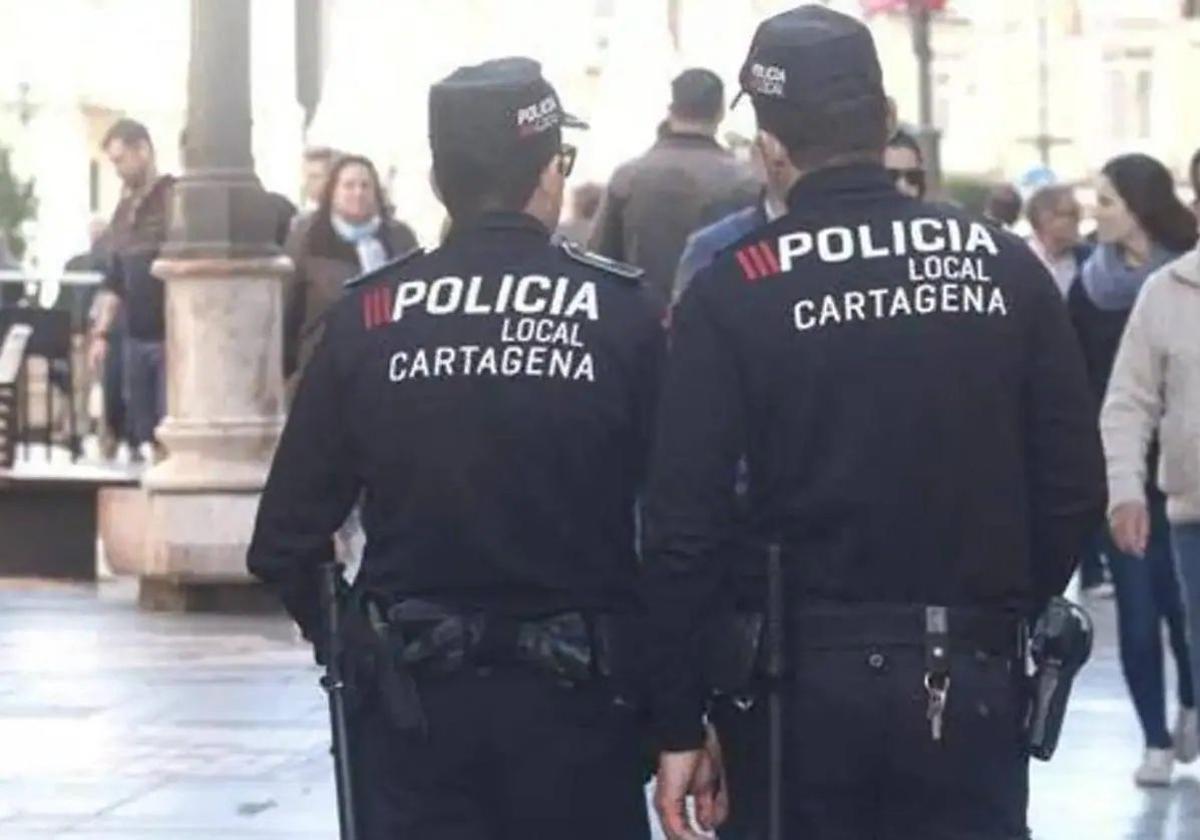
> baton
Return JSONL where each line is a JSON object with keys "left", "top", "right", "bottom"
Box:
{"left": 764, "top": 542, "right": 785, "bottom": 840}
{"left": 320, "top": 563, "right": 360, "bottom": 840}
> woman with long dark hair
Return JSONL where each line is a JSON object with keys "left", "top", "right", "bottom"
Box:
{"left": 284, "top": 153, "right": 417, "bottom": 390}
{"left": 1071, "top": 152, "right": 1199, "bottom": 786}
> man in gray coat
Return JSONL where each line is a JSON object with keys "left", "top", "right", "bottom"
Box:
{"left": 589, "top": 68, "right": 759, "bottom": 310}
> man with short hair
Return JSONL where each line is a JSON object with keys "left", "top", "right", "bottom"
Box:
{"left": 248, "top": 57, "right": 662, "bottom": 839}
{"left": 589, "top": 68, "right": 759, "bottom": 309}
{"left": 986, "top": 182, "right": 1024, "bottom": 229}
{"left": 300, "top": 145, "right": 337, "bottom": 213}
{"left": 884, "top": 127, "right": 926, "bottom": 199}
{"left": 88, "top": 118, "right": 175, "bottom": 462}
{"left": 557, "top": 181, "right": 604, "bottom": 243}
{"left": 643, "top": 7, "right": 1105, "bottom": 839}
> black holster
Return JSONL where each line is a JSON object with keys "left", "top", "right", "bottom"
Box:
{"left": 1026, "top": 597, "right": 1093, "bottom": 760}
{"left": 701, "top": 609, "right": 765, "bottom": 700}
{"left": 339, "top": 594, "right": 428, "bottom": 735}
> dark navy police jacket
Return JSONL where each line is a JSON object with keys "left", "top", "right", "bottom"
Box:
{"left": 248, "top": 212, "right": 664, "bottom": 640}
{"left": 642, "top": 164, "right": 1106, "bottom": 749}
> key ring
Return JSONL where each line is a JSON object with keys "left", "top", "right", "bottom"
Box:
{"left": 924, "top": 672, "right": 951, "bottom": 695}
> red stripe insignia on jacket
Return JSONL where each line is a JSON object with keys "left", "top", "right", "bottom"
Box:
{"left": 735, "top": 241, "right": 782, "bottom": 283}
{"left": 361, "top": 286, "right": 394, "bottom": 330}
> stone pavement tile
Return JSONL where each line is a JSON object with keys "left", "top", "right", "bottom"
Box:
{"left": 0, "top": 717, "right": 124, "bottom": 777}
{"left": 150, "top": 681, "right": 325, "bottom": 725}
{"left": 0, "top": 814, "right": 82, "bottom": 835}
{"left": 75, "top": 779, "right": 338, "bottom": 834}
{"left": 4, "top": 581, "right": 1200, "bottom": 838}
{"left": 268, "top": 751, "right": 340, "bottom": 784}
{"left": 0, "top": 778, "right": 161, "bottom": 819}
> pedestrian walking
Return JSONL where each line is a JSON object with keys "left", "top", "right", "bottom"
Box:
{"left": 1084, "top": 152, "right": 1200, "bottom": 786}
{"left": 589, "top": 67, "right": 759, "bottom": 310}
{"left": 88, "top": 118, "right": 175, "bottom": 462}
{"left": 283, "top": 154, "right": 417, "bottom": 389}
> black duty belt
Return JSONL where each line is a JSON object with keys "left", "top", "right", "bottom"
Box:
{"left": 790, "top": 603, "right": 1027, "bottom": 658}
{"left": 342, "top": 594, "right": 641, "bottom": 735}
{"left": 383, "top": 598, "right": 600, "bottom": 683}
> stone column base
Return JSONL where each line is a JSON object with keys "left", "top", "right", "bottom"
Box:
{"left": 143, "top": 490, "right": 260, "bottom": 579}
{"left": 134, "top": 489, "right": 276, "bottom": 612}
{"left": 132, "top": 254, "right": 290, "bottom": 612}
{"left": 137, "top": 575, "right": 281, "bottom": 614}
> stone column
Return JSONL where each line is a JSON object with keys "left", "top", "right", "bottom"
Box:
{"left": 139, "top": 0, "right": 289, "bottom": 610}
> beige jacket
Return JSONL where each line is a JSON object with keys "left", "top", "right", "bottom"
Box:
{"left": 1101, "top": 248, "right": 1200, "bottom": 523}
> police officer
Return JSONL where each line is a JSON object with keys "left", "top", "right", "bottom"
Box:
{"left": 642, "top": 7, "right": 1107, "bottom": 839}
{"left": 247, "top": 57, "right": 663, "bottom": 839}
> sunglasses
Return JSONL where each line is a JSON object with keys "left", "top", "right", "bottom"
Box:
{"left": 558, "top": 143, "right": 578, "bottom": 178}
{"left": 887, "top": 167, "right": 926, "bottom": 193}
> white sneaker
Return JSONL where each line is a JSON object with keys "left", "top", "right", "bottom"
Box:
{"left": 1134, "top": 748, "right": 1175, "bottom": 787}
{"left": 1175, "top": 707, "right": 1200, "bottom": 763}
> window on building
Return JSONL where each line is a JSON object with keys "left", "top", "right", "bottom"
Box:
{"left": 934, "top": 70, "right": 952, "bottom": 134}
{"left": 1135, "top": 69, "right": 1153, "bottom": 138}
{"left": 1104, "top": 51, "right": 1154, "bottom": 141}
{"left": 88, "top": 160, "right": 99, "bottom": 213}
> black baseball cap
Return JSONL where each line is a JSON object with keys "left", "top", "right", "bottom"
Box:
{"left": 429, "top": 57, "right": 586, "bottom": 171}
{"left": 734, "top": 5, "right": 884, "bottom": 110}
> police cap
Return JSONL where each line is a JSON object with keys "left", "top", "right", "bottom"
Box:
{"left": 735, "top": 5, "right": 884, "bottom": 110}
{"left": 429, "top": 57, "right": 587, "bottom": 172}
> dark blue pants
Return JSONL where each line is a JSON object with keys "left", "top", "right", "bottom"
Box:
{"left": 1107, "top": 494, "right": 1195, "bottom": 749}
{"left": 102, "top": 312, "right": 127, "bottom": 442}
{"left": 1171, "top": 523, "right": 1200, "bottom": 718}
{"left": 122, "top": 337, "right": 165, "bottom": 446}
{"left": 349, "top": 667, "right": 649, "bottom": 840}
{"left": 1079, "top": 542, "right": 1109, "bottom": 589}
{"left": 715, "top": 644, "right": 1029, "bottom": 839}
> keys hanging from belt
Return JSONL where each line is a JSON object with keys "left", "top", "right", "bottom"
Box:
{"left": 924, "top": 605, "right": 951, "bottom": 743}
{"left": 925, "top": 671, "right": 950, "bottom": 741}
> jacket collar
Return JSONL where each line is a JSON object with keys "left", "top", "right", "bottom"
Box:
{"left": 1169, "top": 247, "right": 1200, "bottom": 288}
{"left": 656, "top": 130, "right": 724, "bottom": 152}
{"left": 446, "top": 211, "right": 550, "bottom": 243}
{"left": 785, "top": 163, "right": 896, "bottom": 213}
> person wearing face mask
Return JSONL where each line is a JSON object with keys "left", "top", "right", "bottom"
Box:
{"left": 283, "top": 154, "right": 417, "bottom": 391}
{"left": 1070, "top": 152, "right": 1200, "bottom": 787}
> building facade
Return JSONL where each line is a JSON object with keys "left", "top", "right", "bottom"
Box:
{"left": 1, "top": 0, "right": 1198, "bottom": 275}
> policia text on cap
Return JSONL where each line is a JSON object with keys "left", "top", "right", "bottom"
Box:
{"left": 643, "top": 6, "right": 1105, "bottom": 840}
{"left": 248, "top": 57, "right": 665, "bottom": 839}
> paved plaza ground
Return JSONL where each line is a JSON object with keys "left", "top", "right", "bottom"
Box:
{"left": 1, "top": 578, "right": 1198, "bottom": 839}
